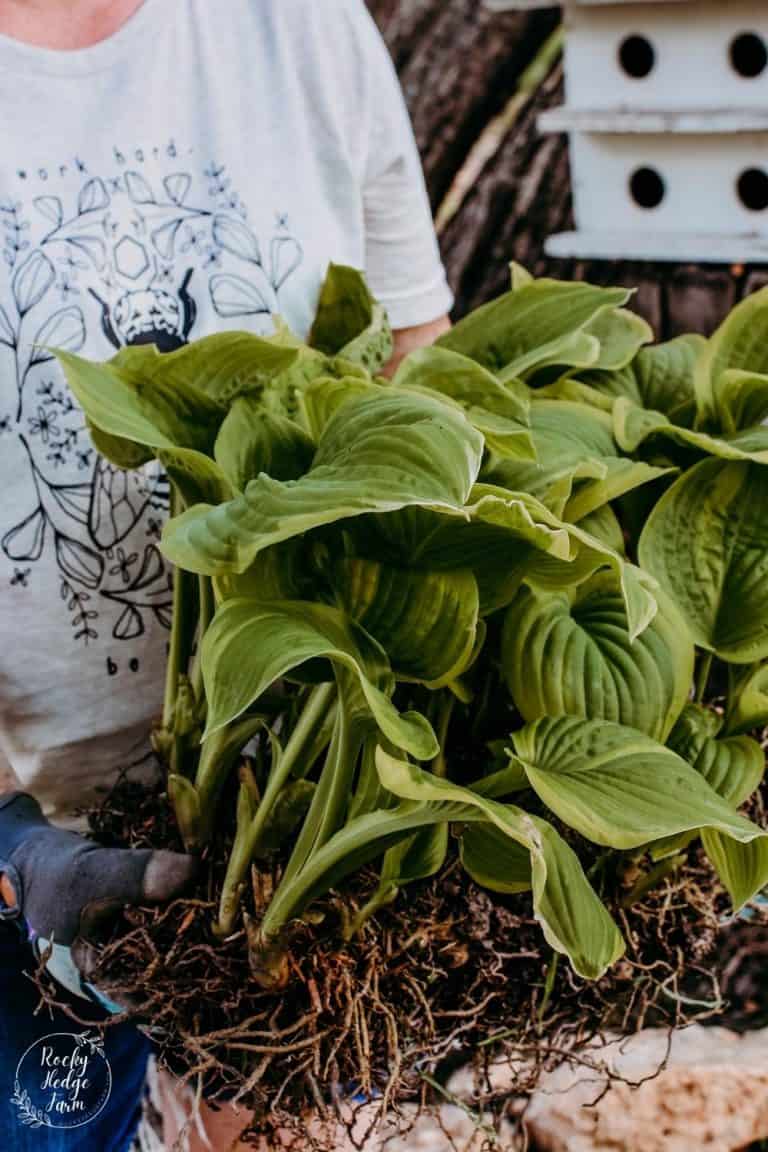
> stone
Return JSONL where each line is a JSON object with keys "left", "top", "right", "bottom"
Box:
{"left": 146, "top": 1027, "right": 768, "bottom": 1151}
{"left": 524, "top": 1025, "right": 768, "bottom": 1152}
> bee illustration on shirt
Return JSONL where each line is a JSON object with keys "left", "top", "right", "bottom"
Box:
{"left": 87, "top": 266, "right": 197, "bottom": 353}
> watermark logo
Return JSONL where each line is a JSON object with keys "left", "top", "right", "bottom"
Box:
{"left": 12, "top": 1031, "right": 112, "bottom": 1130}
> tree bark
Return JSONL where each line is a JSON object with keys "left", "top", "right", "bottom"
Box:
{"left": 366, "top": 0, "right": 558, "bottom": 210}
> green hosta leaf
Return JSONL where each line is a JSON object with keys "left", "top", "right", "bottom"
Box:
{"left": 695, "top": 285, "right": 768, "bottom": 429}
{"left": 485, "top": 456, "right": 606, "bottom": 514}
{"left": 502, "top": 574, "right": 693, "bottom": 740}
{"left": 309, "top": 263, "right": 392, "bottom": 371}
{"left": 214, "top": 399, "right": 314, "bottom": 490}
{"left": 639, "top": 459, "right": 768, "bottom": 662}
{"left": 712, "top": 370, "right": 768, "bottom": 436}
{"left": 368, "top": 485, "right": 656, "bottom": 637}
{"left": 669, "top": 694, "right": 768, "bottom": 909}
{"left": 201, "top": 598, "right": 437, "bottom": 759}
{"left": 377, "top": 748, "right": 625, "bottom": 979}
{"left": 331, "top": 556, "right": 479, "bottom": 687}
{"left": 89, "top": 425, "right": 153, "bottom": 470}
{"left": 258, "top": 800, "right": 470, "bottom": 946}
{"left": 578, "top": 505, "right": 625, "bottom": 555}
{"left": 667, "top": 704, "right": 764, "bottom": 806}
{"left": 468, "top": 409, "right": 537, "bottom": 462}
{"left": 485, "top": 400, "right": 622, "bottom": 512}
{"left": 437, "top": 279, "right": 629, "bottom": 377}
{"left": 519, "top": 511, "right": 658, "bottom": 643}
{"left": 459, "top": 824, "right": 532, "bottom": 894}
{"left": 58, "top": 334, "right": 304, "bottom": 468}
{"left": 726, "top": 663, "right": 768, "bottom": 735}
{"left": 532, "top": 376, "right": 616, "bottom": 415}
{"left": 394, "top": 346, "right": 535, "bottom": 461}
{"left": 347, "top": 736, "right": 388, "bottom": 822}
{"left": 510, "top": 261, "right": 534, "bottom": 290}
{"left": 489, "top": 402, "right": 670, "bottom": 522}
{"left": 563, "top": 458, "right": 673, "bottom": 523}
{"left": 265, "top": 343, "right": 370, "bottom": 420}
{"left": 300, "top": 375, "right": 379, "bottom": 440}
{"left": 57, "top": 349, "right": 223, "bottom": 461}
{"left": 256, "top": 780, "right": 317, "bottom": 858}
{"left": 513, "top": 330, "right": 602, "bottom": 381}
{"left": 213, "top": 539, "right": 309, "bottom": 603}
{"left": 158, "top": 447, "right": 236, "bottom": 507}
{"left": 701, "top": 830, "right": 768, "bottom": 910}
{"left": 358, "top": 490, "right": 572, "bottom": 618}
{"left": 394, "top": 345, "right": 530, "bottom": 424}
{"left": 471, "top": 761, "right": 530, "bottom": 798}
{"left": 350, "top": 498, "right": 573, "bottom": 634}
{"left": 380, "top": 823, "right": 449, "bottom": 890}
{"left": 111, "top": 332, "right": 301, "bottom": 406}
{"left": 614, "top": 397, "right": 768, "bottom": 464}
{"left": 582, "top": 334, "right": 704, "bottom": 424}
{"left": 511, "top": 716, "right": 763, "bottom": 850}
{"left": 582, "top": 307, "right": 653, "bottom": 373}
{"left": 161, "top": 390, "right": 483, "bottom": 575}
{"left": 528, "top": 400, "right": 617, "bottom": 464}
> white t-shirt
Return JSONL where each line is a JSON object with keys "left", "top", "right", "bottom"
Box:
{"left": 0, "top": 0, "right": 452, "bottom": 824}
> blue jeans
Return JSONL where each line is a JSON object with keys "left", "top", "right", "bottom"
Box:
{"left": 0, "top": 920, "right": 151, "bottom": 1150}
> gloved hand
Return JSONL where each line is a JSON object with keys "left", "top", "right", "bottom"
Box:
{"left": 0, "top": 792, "right": 196, "bottom": 997}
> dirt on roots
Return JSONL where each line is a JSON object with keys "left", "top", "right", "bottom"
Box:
{"left": 29, "top": 771, "right": 768, "bottom": 1150}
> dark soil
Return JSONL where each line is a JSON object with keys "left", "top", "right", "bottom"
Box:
{"left": 30, "top": 767, "right": 768, "bottom": 1149}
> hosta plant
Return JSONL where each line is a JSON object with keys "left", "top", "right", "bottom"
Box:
{"left": 58, "top": 264, "right": 768, "bottom": 993}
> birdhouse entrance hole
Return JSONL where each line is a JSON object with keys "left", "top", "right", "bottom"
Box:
{"left": 629, "top": 166, "right": 665, "bottom": 210}
{"left": 618, "top": 34, "right": 655, "bottom": 79}
{"left": 737, "top": 168, "right": 768, "bottom": 213}
{"left": 730, "top": 32, "right": 768, "bottom": 79}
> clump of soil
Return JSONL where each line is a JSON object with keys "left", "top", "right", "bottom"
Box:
{"left": 32, "top": 769, "right": 768, "bottom": 1149}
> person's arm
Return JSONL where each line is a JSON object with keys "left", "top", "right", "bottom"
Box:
{"left": 350, "top": 2, "right": 454, "bottom": 355}
{"left": 384, "top": 314, "right": 452, "bottom": 378}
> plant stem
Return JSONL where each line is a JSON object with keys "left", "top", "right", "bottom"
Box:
{"left": 257, "top": 802, "right": 450, "bottom": 948}
{"left": 430, "top": 692, "right": 455, "bottom": 780}
{"left": 342, "top": 882, "right": 399, "bottom": 940}
{"left": 537, "top": 951, "right": 559, "bottom": 1026}
{"left": 191, "top": 713, "right": 267, "bottom": 846}
{"left": 162, "top": 488, "right": 197, "bottom": 735}
{"left": 190, "top": 575, "right": 214, "bottom": 708}
{"left": 216, "top": 682, "right": 335, "bottom": 934}
{"left": 162, "top": 562, "right": 186, "bottom": 731}
{"left": 695, "top": 651, "right": 714, "bottom": 704}
{"left": 277, "top": 679, "right": 354, "bottom": 889}
{"left": 245, "top": 684, "right": 334, "bottom": 854}
{"left": 620, "top": 854, "right": 685, "bottom": 908}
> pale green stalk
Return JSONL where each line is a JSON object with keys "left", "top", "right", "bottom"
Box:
{"left": 216, "top": 682, "right": 336, "bottom": 934}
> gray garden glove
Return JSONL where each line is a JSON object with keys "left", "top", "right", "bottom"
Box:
{"left": 0, "top": 791, "right": 196, "bottom": 1006}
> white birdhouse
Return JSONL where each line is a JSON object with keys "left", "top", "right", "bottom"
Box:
{"left": 485, "top": 0, "right": 768, "bottom": 263}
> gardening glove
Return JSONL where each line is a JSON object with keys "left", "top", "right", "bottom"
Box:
{"left": 0, "top": 791, "right": 196, "bottom": 1005}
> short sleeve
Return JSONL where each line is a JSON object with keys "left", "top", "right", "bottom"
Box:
{"left": 352, "top": 5, "right": 454, "bottom": 329}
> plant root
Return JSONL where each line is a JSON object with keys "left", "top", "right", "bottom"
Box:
{"left": 26, "top": 775, "right": 768, "bottom": 1150}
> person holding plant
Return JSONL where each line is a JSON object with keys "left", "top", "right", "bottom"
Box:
{"left": 0, "top": 0, "right": 452, "bottom": 1147}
